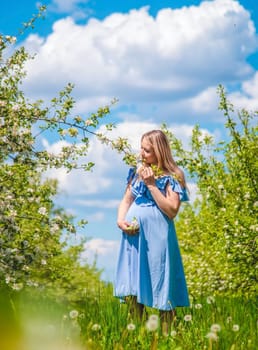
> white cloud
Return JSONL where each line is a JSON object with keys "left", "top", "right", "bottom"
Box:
{"left": 92, "top": 211, "right": 105, "bottom": 222}
{"left": 41, "top": 138, "right": 70, "bottom": 153}
{"left": 82, "top": 238, "right": 120, "bottom": 281}
{"left": 52, "top": 0, "right": 87, "bottom": 12}
{"left": 187, "top": 87, "right": 219, "bottom": 114}
{"left": 22, "top": 0, "right": 257, "bottom": 120}
{"left": 75, "top": 199, "right": 120, "bottom": 209}
{"left": 49, "top": 0, "right": 91, "bottom": 19}
{"left": 23, "top": 34, "right": 45, "bottom": 53}
{"left": 83, "top": 238, "right": 119, "bottom": 255}
{"left": 229, "top": 71, "right": 258, "bottom": 111}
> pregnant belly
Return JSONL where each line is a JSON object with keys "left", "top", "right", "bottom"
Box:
{"left": 126, "top": 202, "right": 166, "bottom": 227}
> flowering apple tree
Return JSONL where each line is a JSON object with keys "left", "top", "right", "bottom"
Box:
{"left": 0, "top": 7, "right": 132, "bottom": 301}
{"left": 163, "top": 86, "right": 257, "bottom": 296}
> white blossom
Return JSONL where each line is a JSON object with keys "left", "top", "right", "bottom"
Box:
{"left": 5, "top": 276, "right": 12, "bottom": 284}
{"left": 12, "top": 283, "right": 23, "bottom": 291}
{"left": 59, "top": 129, "right": 68, "bottom": 136}
{"left": 9, "top": 209, "right": 17, "bottom": 217}
{"left": 38, "top": 207, "right": 47, "bottom": 215}
{"left": 12, "top": 104, "right": 20, "bottom": 111}
{"left": 5, "top": 35, "right": 17, "bottom": 43}
{"left": 50, "top": 224, "right": 60, "bottom": 234}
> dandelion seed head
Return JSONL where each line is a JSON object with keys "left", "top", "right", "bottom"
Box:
{"left": 210, "top": 324, "right": 221, "bottom": 333}
{"left": 146, "top": 318, "right": 159, "bottom": 332}
{"left": 206, "top": 296, "right": 215, "bottom": 304}
{"left": 79, "top": 313, "right": 85, "bottom": 320}
{"left": 232, "top": 324, "right": 239, "bottom": 332}
{"left": 206, "top": 332, "right": 218, "bottom": 341}
{"left": 127, "top": 323, "right": 136, "bottom": 331}
{"left": 92, "top": 323, "right": 101, "bottom": 331}
{"left": 170, "top": 330, "right": 177, "bottom": 337}
{"left": 226, "top": 316, "right": 232, "bottom": 323}
{"left": 183, "top": 314, "right": 192, "bottom": 322}
{"left": 194, "top": 303, "right": 202, "bottom": 309}
{"left": 69, "top": 310, "right": 79, "bottom": 319}
{"left": 149, "top": 314, "right": 159, "bottom": 322}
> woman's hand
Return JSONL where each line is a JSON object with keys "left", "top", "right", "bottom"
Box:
{"left": 140, "top": 166, "right": 156, "bottom": 187}
{"left": 117, "top": 219, "right": 139, "bottom": 235}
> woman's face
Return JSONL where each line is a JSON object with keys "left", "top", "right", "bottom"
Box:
{"left": 140, "top": 138, "right": 158, "bottom": 165}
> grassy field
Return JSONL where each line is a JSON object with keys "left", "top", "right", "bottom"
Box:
{"left": 1, "top": 286, "right": 257, "bottom": 350}
{"left": 78, "top": 285, "right": 257, "bottom": 350}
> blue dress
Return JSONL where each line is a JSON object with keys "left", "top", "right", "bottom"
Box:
{"left": 114, "top": 167, "right": 189, "bottom": 310}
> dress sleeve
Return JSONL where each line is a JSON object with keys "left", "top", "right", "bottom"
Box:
{"left": 126, "top": 167, "right": 136, "bottom": 185}
{"left": 170, "top": 177, "right": 189, "bottom": 202}
{"left": 161, "top": 176, "right": 189, "bottom": 202}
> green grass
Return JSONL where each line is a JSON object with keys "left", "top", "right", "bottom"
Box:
{"left": 1, "top": 286, "right": 257, "bottom": 350}
{"left": 77, "top": 285, "right": 257, "bottom": 350}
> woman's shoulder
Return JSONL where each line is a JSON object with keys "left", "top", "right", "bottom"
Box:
{"left": 156, "top": 171, "right": 177, "bottom": 181}
{"left": 155, "top": 173, "right": 176, "bottom": 187}
{"left": 156, "top": 173, "right": 189, "bottom": 201}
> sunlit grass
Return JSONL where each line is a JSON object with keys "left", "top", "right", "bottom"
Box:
{"left": 78, "top": 285, "right": 257, "bottom": 350}
{"left": 1, "top": 285, "right": 257, "bottom": 350}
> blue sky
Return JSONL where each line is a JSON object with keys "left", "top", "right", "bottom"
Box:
{"left": 1, "top": 0, "right": 258, "bottom": 280}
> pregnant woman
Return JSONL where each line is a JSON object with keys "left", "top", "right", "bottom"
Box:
{"left": 114, "top": 129, "right": 189, "bottom": 334}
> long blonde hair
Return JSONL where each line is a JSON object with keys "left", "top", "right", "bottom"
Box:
{"left": 141, "top": 130, "right": 186, "bottom": 188}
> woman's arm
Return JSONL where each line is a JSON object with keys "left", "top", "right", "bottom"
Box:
{"left": 117, "top": 185, "right": 137, "bottom": 234}
{"left": 141, "top": 166, "right": 180, "bottom": 219}
{"left": 147, "top": 184, "right": 180, "bottom": 219}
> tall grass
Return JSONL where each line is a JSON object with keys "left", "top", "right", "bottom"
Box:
{"left": 78, "top": 284, "right": 257, "bottom": 350}
{"left": 1, "top": 285, "right": 257, "bottom": 349}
